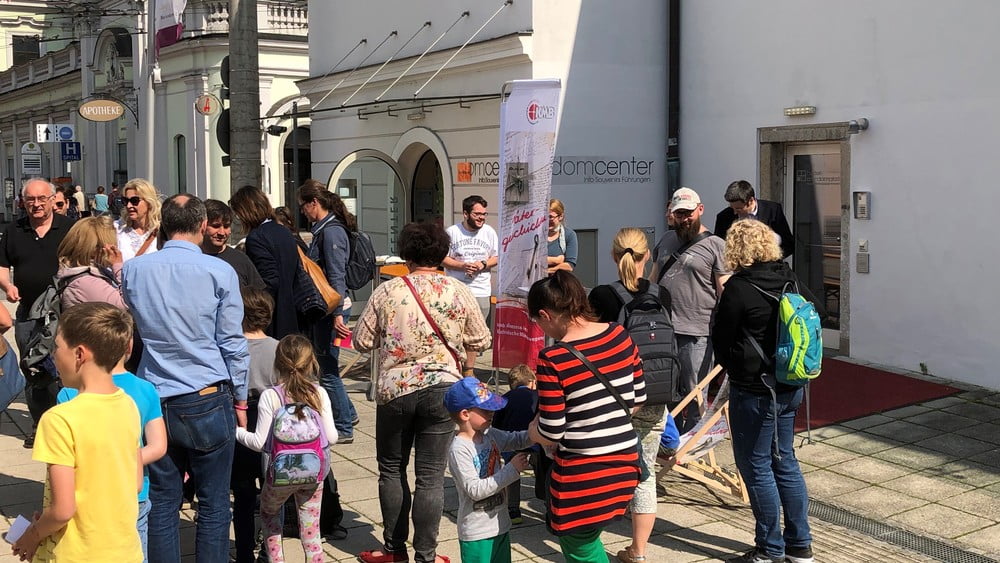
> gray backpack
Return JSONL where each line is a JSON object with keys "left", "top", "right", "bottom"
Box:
{"left": 611, "top": 281, "right": 681, "bottom": 405}
{"left": 20, "top": 272, "right": 87, "bottom": 387}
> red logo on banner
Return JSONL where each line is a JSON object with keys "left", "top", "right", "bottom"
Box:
{"left": 526, "top": 100, "right": 554, "bottom": 124}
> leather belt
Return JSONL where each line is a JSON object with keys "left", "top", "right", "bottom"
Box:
{"left": 198, "top": 385, "right": 219, "bottom": 396}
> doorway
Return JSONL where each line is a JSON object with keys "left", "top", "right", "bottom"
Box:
{"left": 283, "top": 126, "right": 311, "bottom": 229}
{"left": 784, "top": 143, "right": 843, "bottom": 348}
{"left": 410, "top": 150, "right": 444, "bottom": 227}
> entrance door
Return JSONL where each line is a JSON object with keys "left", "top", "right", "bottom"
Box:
{"left": 784, "top": 144, "right": 843, "bottom": 349}
{"left": 410, "top": 150, "right": 444, "bottom": 227}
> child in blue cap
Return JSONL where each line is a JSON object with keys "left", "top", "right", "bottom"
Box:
{"left": 445, "top": 377, "right": 534, "bottom": 563}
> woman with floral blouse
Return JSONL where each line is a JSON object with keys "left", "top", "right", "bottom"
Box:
{"left": 353, "top": 222, "right": 491, "bottom": 563}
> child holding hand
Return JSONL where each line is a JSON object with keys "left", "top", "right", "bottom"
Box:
{"left": 445, "top": 378, "right": 533, "bottom": 563}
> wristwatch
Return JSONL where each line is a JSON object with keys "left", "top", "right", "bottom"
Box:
{"left": 481, "top": 260, "right": 488, "bottom": 270}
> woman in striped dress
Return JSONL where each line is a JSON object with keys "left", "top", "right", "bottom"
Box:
{"left": 526, "top": 271, "right": 647, "bottom": 563}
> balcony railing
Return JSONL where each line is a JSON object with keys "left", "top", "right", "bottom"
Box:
{"left": 184, "top": 0, "right": 308, "bottom": 37}
{"left": 0, "top": 45, "right": 78, "bottom": 95}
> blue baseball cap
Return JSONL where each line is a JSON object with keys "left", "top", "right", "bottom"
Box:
{"left": 444, "top": 377, "right": 508, "bottom": 412}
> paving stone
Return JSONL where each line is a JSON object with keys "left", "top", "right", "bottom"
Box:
{"left": 957, "top": 523, "right": 1000, "bottom": 557}
{"left": 893, "top": 503, "right": 993, "bottom": 539}
{"left": 904, "top": 410, "right": 980, "bottom": 432}
{"left": 667, "top": 520, "right": 757, "bottom": 562}
{"left": 863, "top": 420, "right": 943, "bottom": 443}
{"left": 970, "top": 447, "right": 1000, "bottom": 467}
{"left": 943, "top": 402, "right": 1000, "bottom": 422}
{"left": 914, "top": 434, "right": 996, "bottom": 459}
{"left": 841, "top": 414, "right": 895, "bottom": 430}
{"left": 803, "top": 469, "right": 870, "bottom": 497}
{"left": 938, "top": 488, "right": 1000, "bottom": 520}
{"left": 882, "top": 472, "right": 975, "bottom": 502}
{"left": 796, "top": 424, "right": 853, "bottom": 442}
{"left": 871, "top": 445, "right": 953, "bottom": 470}
{"left": 927, "top": 460, "right": 1000, "bottom": 488}
{"left": 953, "top": 423, "right": 1000, "bottom": 446}
{"left": 830, "top": 485, "right": 926, "bottom": 518}
{"left": 794, "top": 441, "right": 860, "bottom": 468}
{"left": 825, "top": 457, "right": 913, "bottom": 484}
{"left": 921, "top": 396, "right": 969, "bottom": 409}
{"left": 882, "top": 404, "right": 933, "bottom": 419}
{"left": 824, "top": 432, "right": 902, "bottom": 455}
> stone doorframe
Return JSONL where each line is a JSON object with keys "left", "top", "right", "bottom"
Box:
{"left": 757, "top": 122, "right": 853, "bottom": 354}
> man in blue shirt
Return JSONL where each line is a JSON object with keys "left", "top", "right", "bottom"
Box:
{"left": 123, "top": 193, "right": 249, "bottom": 563}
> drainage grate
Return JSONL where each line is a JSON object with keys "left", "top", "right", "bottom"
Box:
{"left": 810, "top": 499, "right": 999, "bottom": 563}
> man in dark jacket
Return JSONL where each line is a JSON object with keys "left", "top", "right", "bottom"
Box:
{"left": 714, "top": 180, "right": 794, "bottom": 258}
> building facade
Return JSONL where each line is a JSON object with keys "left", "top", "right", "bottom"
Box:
{"left": 0, "top": 0, "right": 309, "bottom": 219}
{"left": 679, "top": 1, "right": 996, "bottom": 388}
{"left": 302, "top": 0, "right": 673, "bottom": 289}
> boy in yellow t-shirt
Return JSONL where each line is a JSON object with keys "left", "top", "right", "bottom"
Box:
{"left": 12, "top": 302, "right": 143, "bottom": 562}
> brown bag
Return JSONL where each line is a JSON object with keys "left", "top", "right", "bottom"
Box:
{"left": 297, "top": 246, "right": 341, "bottom": 314}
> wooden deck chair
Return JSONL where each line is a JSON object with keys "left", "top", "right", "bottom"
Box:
{"left": 660, "top": 364, "right": 749, "bottom": 503}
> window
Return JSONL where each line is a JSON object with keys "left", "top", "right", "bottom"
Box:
{"left": 175, "top": 135, "right": 186, "bottom": 192}
{"left": 12, "top": 36, "right": 40, "bottom": 66}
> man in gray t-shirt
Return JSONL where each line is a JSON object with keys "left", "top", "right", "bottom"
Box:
{"left": 652, "top": 188, "right": 730, "bottom": 431}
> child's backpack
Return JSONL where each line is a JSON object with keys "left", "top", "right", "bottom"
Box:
{"left": 745, "top": 280, "right": 823, "bottom": 385}
{"left": 611, "top": 281, "right": 681, "bottom": 405}
{"left": 264, "top": 385, "right": 329, "bottom": 487}
{"left": 19, "top": 273, "right": 86, "bottom": 388}
{"left": 320, "top": 221, "right": 377, "bottom": 291}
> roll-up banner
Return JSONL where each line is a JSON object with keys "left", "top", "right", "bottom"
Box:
{"left": 493, "top": 79, "right": 561, "bottom": 369}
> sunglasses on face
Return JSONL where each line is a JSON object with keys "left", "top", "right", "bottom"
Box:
{"left": 54, "top": 201, "right": 65, "bottom": 208}
{"left": 120, "top": 196, "right": 142, "bottom": 206}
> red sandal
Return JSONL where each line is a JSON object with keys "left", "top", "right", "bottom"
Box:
{"left": 358, "top": 549, "right": 409, "bottom": 563}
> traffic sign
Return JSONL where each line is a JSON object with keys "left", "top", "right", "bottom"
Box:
{"left": 35, "top": 123, "right": 75, "bottom": 143}
{"left": 195, "top": 93, "right": 222, "bottom": 116}
{"left": 61, "top": 142, "right": 82, "bottom": 161}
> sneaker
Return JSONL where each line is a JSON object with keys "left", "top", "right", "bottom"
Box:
{"left": 352, "top": 415, "right": 361, "bottom": 426}
{"left": 339, "top": 436, "right": 354, "bottom": 445}
{"left": 785, "top": 546, "right": 814, "bottom": 563}
{"left": 509, "top": 509, "right": 522, "bottom": 525}
{"left": 325, "top": 525, "right": 348, "bottom": 541}
{"left": 22, "top": 433, "right": 34, "bottom": 448}
{"left": 726, "top": 548, "right": 783, "bottom": 563}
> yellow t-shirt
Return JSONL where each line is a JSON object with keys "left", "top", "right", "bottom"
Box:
{"left": 31, "top": 389, "right": 143, "bottom": 562}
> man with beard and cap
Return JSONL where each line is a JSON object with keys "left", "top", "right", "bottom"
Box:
{"left": 442, "top": 195, "right": 497, "bottom": 372}
{"left": 200, "top": 199, "right": 265, "bottom": 289}
{"left": 652, "top": 187, "right": 730, "bottom": 432}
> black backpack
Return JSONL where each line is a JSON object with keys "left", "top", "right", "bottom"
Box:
{"left": 611, "top": 280, "right": 681, "bottom": 405}
{"left": 318, "top": 221, "right": 376, "bottom": 291}
{"left": 20, "top": 272, "right": 86, "bottom": 387}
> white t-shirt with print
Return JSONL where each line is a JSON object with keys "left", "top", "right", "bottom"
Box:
{"left": 445, "top": 223, "right": 498, "bottom": 298}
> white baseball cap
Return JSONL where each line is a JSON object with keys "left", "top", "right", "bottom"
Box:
{"left": 670, "top": 187, "right": 702, "bottom": 211}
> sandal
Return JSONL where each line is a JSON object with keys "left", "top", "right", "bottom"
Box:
{"left": 358, "top": 549, "right": 409, "bottom": 563}
{"left": 617, "top": 545, "right": 647, "bottom": 563}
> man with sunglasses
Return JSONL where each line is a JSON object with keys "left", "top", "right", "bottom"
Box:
{"left": 0, "top": 178, "right": 73, "bottom": 447}
{"left": 52, "top": 186, "right": 70, "bottom": 217}
{"left": 651, "top": 187, "right": 730, "bottom": 432}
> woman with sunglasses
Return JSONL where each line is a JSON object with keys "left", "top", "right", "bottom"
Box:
{"left": 526, "top": 271, "right": 645, "bottom": 563}
{"left": 115, "top": 178, "right": 162, "bottom": 262}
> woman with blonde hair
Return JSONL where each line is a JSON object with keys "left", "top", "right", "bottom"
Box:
{"left": 713, "top": 219, "right": 822, "bottom": 563}
{"left": 546, "top": 199, "right": 578, "bottom": 275}
{"left": 56, "top": 216, "right": 126, "bottom": 310}
{"left": 116, "top": 178, "right": 162, "bottom": 261}
{"left": 587, "top": 227, "right": 672, "bottom": 563}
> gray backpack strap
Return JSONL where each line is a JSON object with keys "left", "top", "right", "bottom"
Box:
{"left": 610, "top": 281, "right": 634, "bottom": 324}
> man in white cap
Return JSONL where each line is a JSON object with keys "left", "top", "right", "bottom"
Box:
{"left": 652, "top": 187, "right": 730, "bottom": 431}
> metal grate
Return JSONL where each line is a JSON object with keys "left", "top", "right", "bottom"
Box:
{"left": 810, "top": 499, "right": 1000, "bottom": 563}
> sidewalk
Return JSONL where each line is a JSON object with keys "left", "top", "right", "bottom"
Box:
{"left": 2, "top": 349, "right": 998, "bottom": 562}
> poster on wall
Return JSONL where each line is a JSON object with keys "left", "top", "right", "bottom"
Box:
{"left": 493, "top": 79, "right": 561, "bottom": 369}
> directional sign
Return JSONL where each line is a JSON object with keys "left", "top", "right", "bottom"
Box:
{"left": 61, "top": 142, "right": 81, "bottom": 162}
{"left": 36, "top": 123, "right": 75, "bottom": 143}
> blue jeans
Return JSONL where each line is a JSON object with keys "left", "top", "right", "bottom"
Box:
{"left": 376, "top": 383, "right": 455, "bottom": 563}
{"left": 676, "top": 334, "right": 713, "bottom": 433}
{"left": 137, "top": 498, "right": 151, "bottom": 563}
{"left": 729, "top": 385, "right": 811, "bottom": 559}
{"left": 314, "top": 314, "right": 357, "bottom": 439}
{"left": 147, "top": 385, "right": 236, "bottom": 563}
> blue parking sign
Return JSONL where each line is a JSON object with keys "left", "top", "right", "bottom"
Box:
{"left": 61, "top": 142, "right": 81, "bottom": 161}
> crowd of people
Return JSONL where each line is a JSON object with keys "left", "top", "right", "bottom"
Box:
{"left": 0, "top": 176, "right": 818, "bottom": 563}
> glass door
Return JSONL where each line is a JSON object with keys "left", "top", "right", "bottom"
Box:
{"left": 784, "top": 144, "right": 842, "bottom": 349}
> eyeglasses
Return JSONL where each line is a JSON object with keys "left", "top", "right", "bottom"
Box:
{"left": 23, "top": 196, "right": 52, "bottom": 204}
{"left": 54, "top": 201, "right": 65, "bottom": 208}
{"left": 120, "top": 196, "right": 142, "bottom": 206}
{"left": 469, "top": 212, "right": 487, "bottom": 218}
{"left": 548, "top": 214, "right": 561, "bottom": 220}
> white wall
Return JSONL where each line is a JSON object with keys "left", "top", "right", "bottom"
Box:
{"left": 680, "top": 0, "right": 999, "bottom": 388}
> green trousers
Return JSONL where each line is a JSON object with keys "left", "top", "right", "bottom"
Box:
{"left": 558, "top": 528, "right": 608, "bottom": 563}
{"left": 459, "top": 532, "right": 511, "bottom": 563}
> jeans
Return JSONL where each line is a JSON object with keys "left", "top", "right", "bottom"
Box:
{"left": 137, "top": 498, "right": 151, "bottom": 563}
{"left": 376, "top": 383, "right": 455, "bottom": 563}
{"left": 14, "top": 317, "right": 59, "bottom": 430}
{"left": 147, "top": 385, "right": 236, "bottom": 563}
{"left": 675, "top": 334, "right": 713, "bottom": 433}
{"left": 729, "top": 385, "right": 811, "bottom": 559}
{"left": 314, "top": 315, "right": 357, "bottom": 439}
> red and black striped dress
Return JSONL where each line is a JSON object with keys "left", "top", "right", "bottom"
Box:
{"left": 536, "top": 323, "right": 647, "bottom": 535}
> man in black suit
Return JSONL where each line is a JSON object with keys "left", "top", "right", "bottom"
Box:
{"left": 714, "top": 180, "right": 794, "bottom": 258}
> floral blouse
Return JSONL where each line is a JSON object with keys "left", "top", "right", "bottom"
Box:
{"left": 353, "top": 273, "right": 491, "bottom": 404}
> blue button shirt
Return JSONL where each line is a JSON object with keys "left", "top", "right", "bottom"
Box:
{"left": 122, "top": 240, "right": 250, "bottom": 400}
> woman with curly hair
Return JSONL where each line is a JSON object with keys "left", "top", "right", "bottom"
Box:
{"left": 713, "top": 219, "right": 823, "bottom": 563}
{"left": 116, "top": 178, "right": 162, "bottom": 262}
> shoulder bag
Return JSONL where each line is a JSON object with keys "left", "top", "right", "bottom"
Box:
{"left": 297, "top": 246, "right": 342, "bottom": 315}
{"left": 402, "top": 275, "right": 463, "bottom": 373}
{"left": 656, "top": 231, "right": 714, "bottom": 284}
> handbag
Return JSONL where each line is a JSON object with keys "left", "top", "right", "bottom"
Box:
{"left": 401, "top": 275, "right": 463, "bottom": 373}
{"left": 297, "top": 246, "right": 342, "bottom": 315}
{"left": 559, "top": 343, "right": 649, "bottom": 481}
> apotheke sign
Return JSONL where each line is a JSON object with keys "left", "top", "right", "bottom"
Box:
{"left": 79, "top": 99, "right": 125, "bottom": 122}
